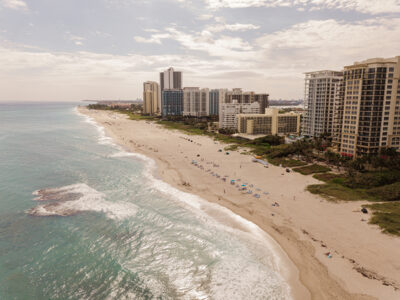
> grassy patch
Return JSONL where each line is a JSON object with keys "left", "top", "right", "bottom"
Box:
{"left": 307, "top": 183, "right": 372, "bottom": 201}
{"left": 156, "top": 120, "right": 210, "bottom": 136}
{"left": 293, "top": 164, "right": 331, "bottom": 175}
{"left": 224, "top": 144, "right": 240, "bottom": 151}
{"left": 313, "top": 173, "right": 344, "bottom": 183}
{"left": 214, "top": 134, "right": 249, "bottom": 144}
{"left": 117, "top": 111, "right": 158, "bottom": 121}
{"left": 268, "top": 157, "right": 307, "bottom": 167}
{"left": 364, "top": 202, "right": 400, "bottom": 236}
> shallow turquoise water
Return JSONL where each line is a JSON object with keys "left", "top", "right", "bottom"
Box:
{"left": 0, "top": 102, "right": 290, "bottom": 299}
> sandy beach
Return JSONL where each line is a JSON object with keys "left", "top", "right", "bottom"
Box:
{"left": 79, "top": 107, "right": 400, "bottom": 300}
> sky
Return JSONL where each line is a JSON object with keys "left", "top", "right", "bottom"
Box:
{"left": 0, "top": 0, "right": 400, "bottom": 101}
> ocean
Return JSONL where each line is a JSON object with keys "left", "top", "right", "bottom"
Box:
{"left": 0, "top": 102, "right": 291, "bottom": 299}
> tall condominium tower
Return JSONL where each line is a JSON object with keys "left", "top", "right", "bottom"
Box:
{"left": 335, "top": 56, "right": 400, "bottom": 157}
{"left": 223, "top": 89, "right": 269, "bottom": 107}
{"left": 302, "top": 70, "right": 343, "bottom": 137}
{"left": 143, "top": 81, "right": 160, "bottom": 115}
{"left": 254, "top": 93, "right": 269, "bottom": 114}
{"left": 183, "top": 87, "right": 210, "bottom": 117}
{"left": 160, "top": 67, "right": 182, "bottom": 91}
{"left": 161, "top": 89, "right": 183, "bottom": 117}
{"left": 209, "top": 89, "right": 227, "bottom": 116}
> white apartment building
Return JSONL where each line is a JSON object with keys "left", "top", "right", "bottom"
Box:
{"left": 219, "top": 101, "right": 260, "bottom": 130}
{"left": 303, "top": 70, "right": 343, "bottom": 137}
{"left": 143, "top": 81, "right": 161, "bottom": 115}
{"left": 183, "top": 87, "right": 210, "bottom": 117}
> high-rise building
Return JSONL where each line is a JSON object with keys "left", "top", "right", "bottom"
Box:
{"left": 160, "top": 67, "right": 182, "bottom": 91}
{"left": 219, "top": 101, "right": 260, "bottom": 130}
{"left": 209, "top": 89, "right": 224, "bottom": 116}
{"left": 143, "top": 81, "right": 160, "bottom": 115}
{"left": 223, "top": 89, "right": 269, "bottom": 109}
{"left": 183, "top": 87, "right": 209, "bottom": 117}
{"left": 302, "top": 70, "right": 343, "bottom": 137}
{"left": 334, "top": 56, "right": 400, "bottom": 157}
{"left": 237, "top": 108, "right": 300, "bottom": 135}
{"left": 161, "top": 89, "right": 183, "bottom": 117}
{"left": 254, "top": 93, "right": 269, "bottom": 114}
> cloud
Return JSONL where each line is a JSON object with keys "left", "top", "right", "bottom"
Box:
{"left": 134, "top": 26, "right": 257, "bottom": 60}
{"left": 204, "top": 0, "right": 400, "bottom": 14}
{"left": 206, "top": 23, "right": 260, "bottom": 32}
{"left": 65, "top": 32, "right": 85, "bottom": 46}
{"left": 134, "top": 33, "right": 172, "bottom": 44}
{"left": 165, "top": 27, "right": 257, "bottom": 60}
{"left": 1, "top": 0, "right": 27, "bottom": 10}
{"left": 0, "top": 44, "right": 249, "bottom": 101}
{"left": 256, "top": 17, "right": 400, "bottom": 74}
{"left": 197, "top": 14, "right": 214, "bottom": 20}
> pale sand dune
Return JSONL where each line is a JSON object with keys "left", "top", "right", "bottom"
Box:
{"left": 79, "top": 107, "right": 400, "bottom": 300}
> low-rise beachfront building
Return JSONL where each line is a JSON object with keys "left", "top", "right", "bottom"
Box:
{"left": 143, "top": 81, "right": 161, "bottom": 115}
{"left": 161, "top": 89, "right": 183, "bottom": 116}
{"left": 237, "top": 108, "right": 301, "bottom": 135}
{"left": 219, "top": 101, "right": 260, "bottom": 130}
{"left": 183, "top": 87, "right": 210, "bottom": 117}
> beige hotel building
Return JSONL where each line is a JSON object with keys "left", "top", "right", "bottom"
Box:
{"left": 237, "top": 108, "right": 300, "bottom": 135}
{"left": 143, "top": 81, "right": 161, "bottom": 115}
{"left": 334, "top": 57, "right": 400, "bottom": 157}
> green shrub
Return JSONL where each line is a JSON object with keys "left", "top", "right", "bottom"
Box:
{"left": 369, "top": 182, "right": 400, "bottom": 201}
{"left": 343, "top": 171, "right": 400, "bottom": 189}
{"left": 268, "top": 157, "right": 307, "bottom": 167}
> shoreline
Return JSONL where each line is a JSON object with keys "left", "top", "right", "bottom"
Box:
{"left": 79, "top": 107, "right": 400, "bottom": 300}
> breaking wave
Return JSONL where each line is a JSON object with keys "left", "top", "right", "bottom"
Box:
{"left": 75, "top": 107, "right": 117, "bottom": 147}
{"left": 28, "top": 183, "right": 137, "bottom": 220}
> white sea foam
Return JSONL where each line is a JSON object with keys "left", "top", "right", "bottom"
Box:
{"left": 210, "top": 256, "right": 287, "bottom": 299}
{"left": 108, "top": 151, "right": 136, "bottom": 158}
{"left": 29, "top": 183, "right": 137, "bottom": 220}
{"left": 75, "top": 107, "right": 119, "bottom": 148}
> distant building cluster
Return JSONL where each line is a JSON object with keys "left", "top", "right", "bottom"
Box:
{"left": 303, "top": 56, "right": 400, "bottom": 157}
{"left": 142, "top": 67, "right": 300, "bottom": 136}
{"left": 141, "top": 56, "right": 400, "bottom": 157}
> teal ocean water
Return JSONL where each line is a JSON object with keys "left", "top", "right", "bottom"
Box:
{"left": 0, "top": 102, "right": 291, "bottom": 299}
